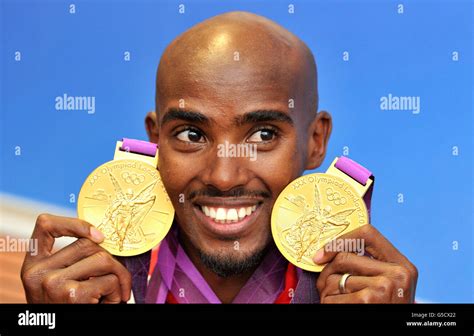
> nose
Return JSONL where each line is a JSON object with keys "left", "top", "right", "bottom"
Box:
{"left": 200, "top": 154, "right": 252, "bottom": 192}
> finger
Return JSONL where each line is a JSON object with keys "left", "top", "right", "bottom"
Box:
{"left": 323, "top": 288, "right": 383, "bottom": 304}
{"left": 313, "top": 225, "right": 405, "bottom": 265}
{"left": 320, "top": 274, "right": 370, "bottom": 298}
{"left": 322, "top": 289, "right": 366, "bottom": 304}
{"left": 84, "top": 275, "right": 123, "bottom": 304}
{"left": 65, "top": 275, "right": 123, "bottom": 304}
{"left": 316, "top": 252, "right": 391, "bottom": 294}
{"left": 40, "top": 238, "right": 104, "bottom": 270}
{"left": 62, "top": 251, "right": 132, "bottom": 302}
{"left": 30, "top": 214, "right": 104, "bottom": 258}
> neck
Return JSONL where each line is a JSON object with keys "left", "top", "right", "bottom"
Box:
{"left": 179, "top": 235, "right": 257, "bottom": 303}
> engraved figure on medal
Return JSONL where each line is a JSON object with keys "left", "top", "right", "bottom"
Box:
{"left": 78, "top": 150, "right": 175, "bottom": 257}
{"left": 281, "top": 182, "right": 355, "bottom": 263}
{"left": 95, "top": 168, "right": 157, "bottom": 251}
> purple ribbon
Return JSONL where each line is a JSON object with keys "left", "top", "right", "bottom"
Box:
{"left": 121, "top": 138, "right": 157, "bottom": 157}
{"left": 146, "top": 227, "right": 287, "bottom": 303}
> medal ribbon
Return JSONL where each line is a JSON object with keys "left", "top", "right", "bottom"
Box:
{"left": 334, "top": 156, "right": 374, "bottom": 220}
{"left": 121, "top": 138, "right": 157, "bottom": 157}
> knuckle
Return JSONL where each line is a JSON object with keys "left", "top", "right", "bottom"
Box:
{"left": 408, "top": 263, "right": 418, "bottom": 280}
{"left": 358, "top": 224, "right": 372, "bottom": 237}
{"left": 21, "top": 265, "right": 43, "bottom": 288}
{"left": 110, "top": 274, "right": 121, "bottom": 288}
{"left": 66, "top": 283, "right": 80, "bottom": 303}
{"left": 70, "top": 284, "right": 97, "bottom": 304}
{"left": 334, "top": 252, "right": 350, "bottom": 266}
{"left": 73, "top": 237, "right": 89, "bottom": 249}
{"left": 103, "top": 274, "right": 121, "bottom": 293}
{"left": 357, "top": 290, "right": 373, "bottom": 304}
{"left": 321, "top": 274, "right": 337, "bottom": 296}
{"left": 94, "top": 250, "right": 114, "bottom": 266}
{"left": 375, "top": 276, "right": 393, "bottom": 295}
{"left": 73, "top": 238, "right": 98, "bottom": 254}
{"left": 392, "top": 265, "right": 411, "bottom": 288}
{"left": 359, "top": 225, "right": 378, "bottom": 242}
{"left": 20, "top": 266, "right": 32, "bottom": 283}
{"left": 76, "top": 219, "right": 92, "bottom": 236}
{"left": 326, "top": 274, "right": 338, "bottom": 286}
{"left": 36, "top": 213, "right": 52, "bottom": 231}
{"left": 42, "top": 272, "right": 62, "bottom": 292}
{"left": 94, "top": 275, "right": 122, "bottom": 303}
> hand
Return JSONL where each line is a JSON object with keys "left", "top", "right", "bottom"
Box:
{"left": 313, "top": 225, "right": 418, "bottom": 303}
{"left": 21, "top": 214, "right": 132, "bottom": 303}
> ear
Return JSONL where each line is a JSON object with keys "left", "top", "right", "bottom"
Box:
{"left": 145, "top": 111, "right": 160, "bottom": 144}
{"left": 305, "top": 111, "right": 332, "bottom": 170}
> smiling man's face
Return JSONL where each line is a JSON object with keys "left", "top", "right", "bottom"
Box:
{"left": 146, "top": 12, "right": 331, "bottom": 277}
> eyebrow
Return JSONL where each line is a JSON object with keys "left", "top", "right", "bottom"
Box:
{"left": 237, "top": 110, "right": 294, "bottom": 126}
{"left": 161, "top": 108, "right": 209, "bottom": 126}
{"left": 161, "top": 108, "right": 294, "bottom": 127}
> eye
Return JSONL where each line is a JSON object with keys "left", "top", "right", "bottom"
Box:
{"left": 247, "top": 128, "right": 277, "bottom": 143}
{"left": 175, "top": 128, "right": 205, "bottom": 143}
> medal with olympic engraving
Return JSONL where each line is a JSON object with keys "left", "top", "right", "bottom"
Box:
{"left": 77, "top": 139, "right": 174, "bottom": 256}
{"left": 271, "top": 157, "right": 373, "bottom": 272}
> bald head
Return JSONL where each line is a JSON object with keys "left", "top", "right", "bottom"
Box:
{"left": 155, "top": 11, "right": 318, "bottom": 118}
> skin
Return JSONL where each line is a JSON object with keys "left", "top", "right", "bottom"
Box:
{"left": 21, "top": 11, "right": 417, "bottom": 304}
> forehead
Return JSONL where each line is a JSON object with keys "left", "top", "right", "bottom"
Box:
{"left": 158, "top": 80, "right": 293, "bottom": 117}
{"left": 156, "top": 31, "right": 306, "bottom": 114}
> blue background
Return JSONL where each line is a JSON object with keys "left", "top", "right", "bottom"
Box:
{"left": 1, "top": 0, "right": 472, "bottom": 302}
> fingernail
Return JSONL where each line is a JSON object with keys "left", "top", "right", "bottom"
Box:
{"left": 90, "top": 227, "right": 104, "bottom": 242}
{"left": 313, "top": 249, "right": 324, "bottom": 263}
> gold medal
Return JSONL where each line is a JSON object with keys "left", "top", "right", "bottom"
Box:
{"left": 77, "top": 140, "right": 174, "bottom": 256}
{"left": 271, "top": 158, "right": 372, "bottom": 272}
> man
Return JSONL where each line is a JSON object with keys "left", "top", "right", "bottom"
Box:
{"left": 21, "top": 11, "right": 417, "bottom": 303}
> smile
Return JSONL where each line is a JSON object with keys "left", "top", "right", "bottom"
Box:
{"left": 199, "top": 205, "right": 258, "bottom": 224}
{"left": 192, "top": 198, "right": 264, "bottom": 237}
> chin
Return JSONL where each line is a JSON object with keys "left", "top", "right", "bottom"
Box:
{"left": 196, "top": 237, "right": 272, "bottom": 278}
{"left": 190, "top": 227, "right": 270, "bottom": 259}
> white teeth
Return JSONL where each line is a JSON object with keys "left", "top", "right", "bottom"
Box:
{"left": 200, "top": 205, "right": 259, "bottom": 222}
{"left": 216, "top": 208, "right": 226, "bottom": 220}
{"left": 227, "top": 209, "right": 238, "bottom": 221}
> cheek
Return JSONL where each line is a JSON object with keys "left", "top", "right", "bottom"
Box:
{"left": 158, "top": 151, "right": 198, "bottom": 236}
{"left": 255, "top": 143, "right": 303, "bottom": 196}
{"left": 158, "top": 147, "right": 194, "bottom": 202}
